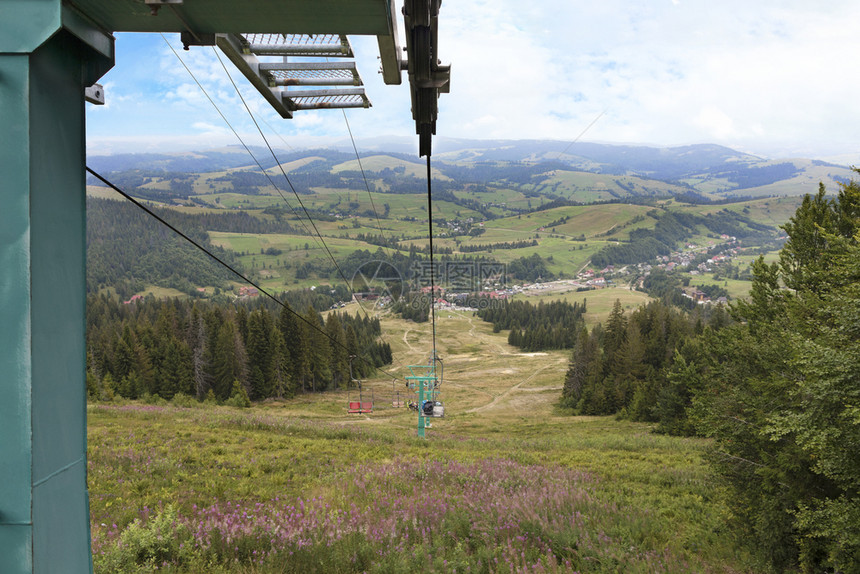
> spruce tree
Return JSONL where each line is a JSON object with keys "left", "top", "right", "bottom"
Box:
{"left": 687, "top": 176, "right": 860, "bottom": 571}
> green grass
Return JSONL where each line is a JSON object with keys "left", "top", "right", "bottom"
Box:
{"left": 135, "top": 286, "right": 190, "bottom": 299}
{"left": 669, "top": 196, "right": 803, "bottom": 228}
{"left": 195, "top": 193, "right": 287, "bottom": 209}
{"left": 262, "top": 156, "right": 327, "bottom": 175}
{"left": 87, "top": 311, "right": 757, "bottom": 572}
{"left": 88, "top": 402, "right": 750, "bottom": 573}
{"left": 87, "top": 186, "right": 125, "bottom": 200}
{"left": 133, "top": 185, "right": 808, "bottom": 300}
{"left": 483, "top": 204, "right": 654, "bottom": 240}
{"left": 526, "top": 170, "right": 692, "bottom": 201}
{"left": 723, "top": 162, "right": 855, "bottom": 197}
{"left": 689, "top": 277, "right": 753, "bottom": 300}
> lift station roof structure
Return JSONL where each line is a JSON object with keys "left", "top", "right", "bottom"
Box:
{"left": 69, "top": 0, "right": 403, "bottom": 80}
{"left": 67, "top": 0, "right": 449, "bottom": 152}
{"left": 68, "top": 0, "right": 406, "bottom": 116}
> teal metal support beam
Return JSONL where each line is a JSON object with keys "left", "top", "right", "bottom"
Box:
{"left": 0, "top": 5, "right": 114, "bottom": 572}
{"left": 407, "top": 364, "right": 437, "bottom": 439}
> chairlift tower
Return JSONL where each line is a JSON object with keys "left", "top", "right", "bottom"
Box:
{"left": 406, "top": 351, "right": 442, "bottom": 438}
{"left": 0, "top": 1, "right": 447, "bottom": 572}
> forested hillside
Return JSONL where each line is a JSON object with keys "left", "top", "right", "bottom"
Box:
{"left": 86, "top": 295, "right": 391, "bottom": 403}
{"left": 87, "top": 198, "right": 242, "bottom": 298}
{"left": 86, "top": 139, "right": 848, "bottom": 306}
{"left": 590, "top": 209, "right": 775, "bottom": 267}
{"left": 557, "top": 176, "right": 860, "bottom": 572}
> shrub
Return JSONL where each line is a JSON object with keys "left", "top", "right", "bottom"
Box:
{"left": 95, "top": 505, "right": 194, "bottom": 572}
{"left": 224, "top": 379, "right": 251, "bottom": 408}
{"left": 171, "top": 392, "right": 197, "bottom": 408}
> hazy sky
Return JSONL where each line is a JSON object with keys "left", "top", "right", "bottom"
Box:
{"left": 87, "top": 0, "right": 860, "bottom": 160}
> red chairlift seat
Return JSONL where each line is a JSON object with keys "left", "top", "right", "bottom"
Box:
{"left": 348, "top": 401, "right": 373, "bottom": 414}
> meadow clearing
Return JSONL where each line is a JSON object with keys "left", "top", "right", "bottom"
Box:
{"left": 88, "top": 308, "right": 758, "bottom": 573}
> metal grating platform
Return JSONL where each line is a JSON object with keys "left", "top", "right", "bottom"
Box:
{"left": 259, "top": 62, "right": 362, "bottom": 87}
{"left": 198, "top": 32, "right": 371, "bottom": 118}
{"left": 239, "top": 33, "right": 354, "bottom": 57}
{"left": 289, "top": 89, "right": 369, "bottom": 110}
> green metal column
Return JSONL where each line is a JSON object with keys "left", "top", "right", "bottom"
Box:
{"left": 407, "top": 364, "right": 436, "bottom": 438}
{"left": 0, "top": 4, "right": 113, "bottom": 572}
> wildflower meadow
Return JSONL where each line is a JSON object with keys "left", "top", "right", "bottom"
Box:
{"left": 88, "top": 402, "right": 753, "bottom": 573}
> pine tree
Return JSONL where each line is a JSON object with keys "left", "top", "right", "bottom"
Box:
{"left": 246, "top": 309, "right": 274, "bottom": 399}
{"left": 270, "top": 329, "right": 293, "bottom": 398}
{"left": 303, "top": 305, "right": 330, "bottom": 391}
{"left": 687, "top": 176, "right": 860, "bottom": 571}
{"left": 280, "top": 305, "right": 309, "bottom": 392}
{"left": 326, "top": 314, "right": 350, "bottom": 389}
{"left": 212, "top": 320, "right": 245, "bottom": 399}
{"left": 603, "top": 299, "right": 628, "bottom": 371}
{"left": 562, "top": 327, "right": 598, "bottom": 408}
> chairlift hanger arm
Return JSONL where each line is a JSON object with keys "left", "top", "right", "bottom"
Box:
{"left": 401, "top": 0, "right": 450, "bottom": 157}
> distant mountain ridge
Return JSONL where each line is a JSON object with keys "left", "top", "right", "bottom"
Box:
{"left": 88, "top": 139, "right": 856, "bottom": 200}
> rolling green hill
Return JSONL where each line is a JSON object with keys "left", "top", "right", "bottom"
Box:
{"left": 86, "top": 140, "right": 856, "bottom": 304}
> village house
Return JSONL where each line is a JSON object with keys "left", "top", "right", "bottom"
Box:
{"left": 238, "top": 286, "right": 259, "bottom": 298}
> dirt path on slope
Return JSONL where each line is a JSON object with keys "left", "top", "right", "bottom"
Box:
{"left": 465, "top": 363, "right": 557, "bottom": 414}
{"left": 402, "top": 327, "right": 416, "bottom": 352}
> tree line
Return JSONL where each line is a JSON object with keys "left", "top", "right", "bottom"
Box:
{"left": 458, "top": 239, "right": 538, "bottom": 252}
{"left": 86, "top": 295, "right": 391, "bottom": 403}
{"left": 561, "top": 298, "right": 728, "bottom": 419}
{"left": 506, "top": 253, "right": 555, "bottom": 282}
{"left": 560, "top": 179, "right": 860, "bottom": 572}
{"left": 477, "top": 299, "right": 587, "bottom": 351}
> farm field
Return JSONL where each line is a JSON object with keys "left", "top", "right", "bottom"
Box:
{"left": 513, "top": 286, "right": 653, "bottom": 326}
{"left": 96, "top": 166, "right": 805, "bottom": 298}
{"left": 688, "top": 277, "right": 754, "bottom": 300}
{"left": 88, "top": 312, "right": 755, "bottom": 573}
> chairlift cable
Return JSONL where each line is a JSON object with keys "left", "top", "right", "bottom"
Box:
{"left": 212, "top": 47, "right": 351, "bottom": 285}
{"left": 163, "top": 34, "right": 404, "bottom": 380}
{"left": 341, "top": 109, "right": 396, "bottom": 258}
{"left": 165, "top": 35, "right": 398, "bottom": 372}
{"left": 338, "top": 108, "right": 409, "bottom": 370}
{"left": 86, "top": 166, "right": 401, "bottom": 382}
{"left": 213, "top": 48, "right": 389, "bottom": 323}
{"left": 554, "top": 109, "right": 607, "bottom": 160}
{"left": 160, "top": 34, "right": 320, "bottom": 244}
{"left": 213, "top": 47, "right": 406, "bottom": 372}
{"left": 426, "top": 155, "right": 438, "bottom": 363}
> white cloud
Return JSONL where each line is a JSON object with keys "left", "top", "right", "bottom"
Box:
{"left": 693, "top": 106, "right": 738, "bottom": 140}
{"left": 87, "top": 2, "right": 860, "bottom": 158}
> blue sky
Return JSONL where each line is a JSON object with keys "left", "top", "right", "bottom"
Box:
{"left": 87, "top": 0, "right": 860, "bottom": 161}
